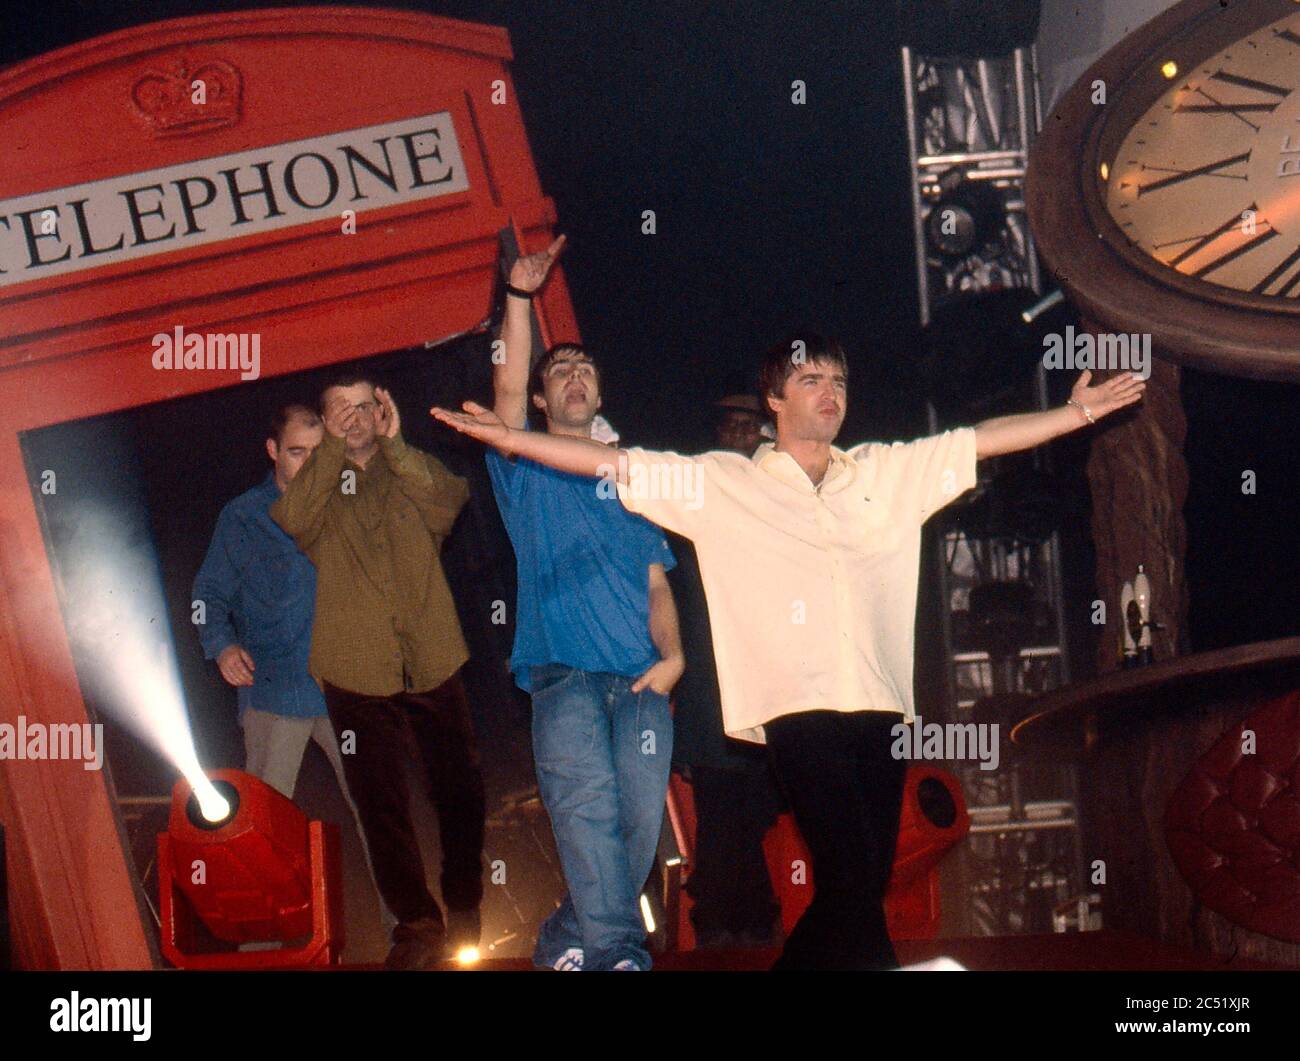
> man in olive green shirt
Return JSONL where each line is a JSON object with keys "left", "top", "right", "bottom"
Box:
{"left": 272, "top": 373, "right": 485, "bottom": 970}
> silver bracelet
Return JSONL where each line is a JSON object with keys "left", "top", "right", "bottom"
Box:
{"left": 1067, "top": 398, "right": 1095, "bottom": 425}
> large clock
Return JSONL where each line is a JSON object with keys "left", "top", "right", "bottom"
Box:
{"left": 1028, "top": 0, "right": 1300, "bottom": 381}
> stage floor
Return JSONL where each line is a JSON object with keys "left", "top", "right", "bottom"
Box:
{"left": 342, "top": 929, "right": 1290, "bottom": 972}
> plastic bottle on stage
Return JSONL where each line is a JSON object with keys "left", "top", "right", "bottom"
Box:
{"left": 1120, "top": 579, "right": 1138, "bottom": 669}
{"left": 1134, "top": 565, "right": 1153, "bottom": 666}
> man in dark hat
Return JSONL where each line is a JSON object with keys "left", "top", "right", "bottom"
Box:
{"left": 667, "top": 393, "right": 783, "bottom": 948}
{"left": 713, "top": 393, "right": 771, "bottom": 456}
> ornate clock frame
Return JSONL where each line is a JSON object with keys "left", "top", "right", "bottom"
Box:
{"left": 1028, "top": 0, "right": 1300, "bottom": 382}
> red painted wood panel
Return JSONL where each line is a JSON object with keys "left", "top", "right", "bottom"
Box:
{"left": 0, "top": 6, "right": 579, "bottom": 969}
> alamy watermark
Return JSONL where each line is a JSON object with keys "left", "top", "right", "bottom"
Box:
{"left": 151, "top": 325, "right": 261, "bottom": 380}
{"left": 891, "top": 714, "right": 1000, "bottom": 772}
{"left": 596, "top": 454, "right": 704, "bottom": 511}
{"left": 1042, "top": 325, "right": 1150, "bottom": 380}
{"left": 50, "top": 992, "right": 150, "bottom": 1040}
{"left": 0, "top": 715, "right": 104, "bottom": 770}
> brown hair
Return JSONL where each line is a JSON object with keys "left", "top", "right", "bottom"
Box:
{"left": 268, "top": 403, "right": 321, "bottom": 445}
{"left": 319, "top": 369, "right": 379, "bottom": 413}
{"left": 757, "top": 333, "right": 849, "bottom": 415}
{"left": 529, "top": 342, "right": 602, "bottom": 402}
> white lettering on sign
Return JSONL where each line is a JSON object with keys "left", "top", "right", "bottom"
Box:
{"left": 0, "top": 111, "right": 470, "bottom": 287}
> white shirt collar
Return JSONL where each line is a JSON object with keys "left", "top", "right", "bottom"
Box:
{"left": 753, "top": 442, "right": 856, "bottom": 495}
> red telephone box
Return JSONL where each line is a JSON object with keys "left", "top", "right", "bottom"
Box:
{"left": 0, "top": 7, "right": 577, "bottom": 969}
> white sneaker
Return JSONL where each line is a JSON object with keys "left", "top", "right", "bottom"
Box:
{"left": 611, "top": 959, "right": 641, "bottom": 971}
{"left": 552, "top": 947, "right": 584, "bottom": 971}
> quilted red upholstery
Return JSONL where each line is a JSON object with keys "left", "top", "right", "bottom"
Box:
{"left": 1165, "top": 690, "right": 1300, "bottom": 942}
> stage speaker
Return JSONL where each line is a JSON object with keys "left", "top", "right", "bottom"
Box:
{"left": 897, "top": 0, "right": 1042, "bottom": 57}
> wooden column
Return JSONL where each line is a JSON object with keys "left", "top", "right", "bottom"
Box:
{"left": 1083, "top": 333, "right": 1189, "bottom": 673}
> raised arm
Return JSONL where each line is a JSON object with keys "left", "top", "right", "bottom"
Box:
{"left": 432, "top": 401, "right": 622, "bottom": 479}
{"left": 270, "top": 395, "right": 352, "bottom": 554}
{"left": 973, "top": 370, "right": 1145, "bottom": 459}
{"left": 386, "top": 440, "right": 469, "bottom": 538}
{"left": 373, "top": 387, "right": 468, "bottom": 537}
{"left": 496, "top": 234, "right": 566, "bottom": 431}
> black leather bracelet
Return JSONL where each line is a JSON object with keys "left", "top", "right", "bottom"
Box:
{"left": 505, "top": 283, "right": 534, "bottom": 300}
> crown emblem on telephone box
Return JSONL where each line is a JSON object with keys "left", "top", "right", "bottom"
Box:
{"left": 131, "top": 56, "right": 243, "bottom": 136}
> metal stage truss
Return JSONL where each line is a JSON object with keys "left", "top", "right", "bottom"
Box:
{"left": 900, "top": 39, "right": 1089, "bottom": 939}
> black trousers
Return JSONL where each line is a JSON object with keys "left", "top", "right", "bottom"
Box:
{"left": 765, "top": 709, "right": 908, "bottom": 970}
{"left": 323, "top": 670, "right": 486, "bottom": 928}
{"left": 686, "top": 763, "right": 782, "bottom": 942}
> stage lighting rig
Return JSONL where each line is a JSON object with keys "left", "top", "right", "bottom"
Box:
{"left": 157, "top": 768, "right": 344, "bottom": 969}
{"left": 925, "top": 169, "right": 1005, "bottom": 261}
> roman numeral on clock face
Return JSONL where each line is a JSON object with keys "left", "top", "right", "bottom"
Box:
{"left": 1176, "top": 71, "right": 1292, "bottom": 131}
{"left": 1163, "top": 204, "right": 1279, "bottom": 279}
{"left": 1251, "top": 244, "right": 1300, "bottom": 296}
{"left": 1136, "top": 151, "right": 1250, "bottom": 196}
{"left": 1102, "top": 12, "right": 1300, "bottom": 303}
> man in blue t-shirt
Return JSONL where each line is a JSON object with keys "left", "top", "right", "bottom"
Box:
{"left": 485, "top": 235, "right": 683, "bottom": 971}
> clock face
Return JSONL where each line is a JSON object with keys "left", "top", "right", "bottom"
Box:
{"left": 1102, "top": 9, "right": 1300, "bottom": 301}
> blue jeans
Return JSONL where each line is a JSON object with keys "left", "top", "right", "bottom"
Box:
{"left": 529, "top": 664, "right": 673, "bottom": 971}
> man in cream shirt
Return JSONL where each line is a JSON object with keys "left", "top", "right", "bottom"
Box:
{"left": 434, "top": 332, "right": 1144, "bottom": 969}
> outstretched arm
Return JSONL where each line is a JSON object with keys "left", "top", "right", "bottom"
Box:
{"left": 496, "top": 234, "right": 566, "bottom": 431}
{"left": 432, "top": 400, "right": 623, "bottom": 480}
{"left": 973, "top": 370, "right": 1145, "bottom": 459}
{"left": 437, "top": 401, "right": 708, "bottom": 539}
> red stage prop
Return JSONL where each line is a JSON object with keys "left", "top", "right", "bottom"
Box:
{"left": 666, "top": 765, "right": 970, "bottom": 949}
{"left": 157, "top": 769, "right": 343, "bottom": 969}
{"left": 1165, "top": 690, "right": 1300, "bottom": 944}
{"left": 0, "top": 8, "right": 579, "bottom": 968}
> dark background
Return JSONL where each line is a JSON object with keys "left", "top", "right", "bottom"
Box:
{"left": 6, "top": 0, "right": 1298, "bottom": 957}
{"left": 6, "top": 0, "right": 1294, "bottom": 665}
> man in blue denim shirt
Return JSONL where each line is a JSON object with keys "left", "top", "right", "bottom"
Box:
{"left": 483, "top": 237, "right": 684, "bottom": 971}
{"left": 193, "top": 405, "right": 379, "bottom": 898}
